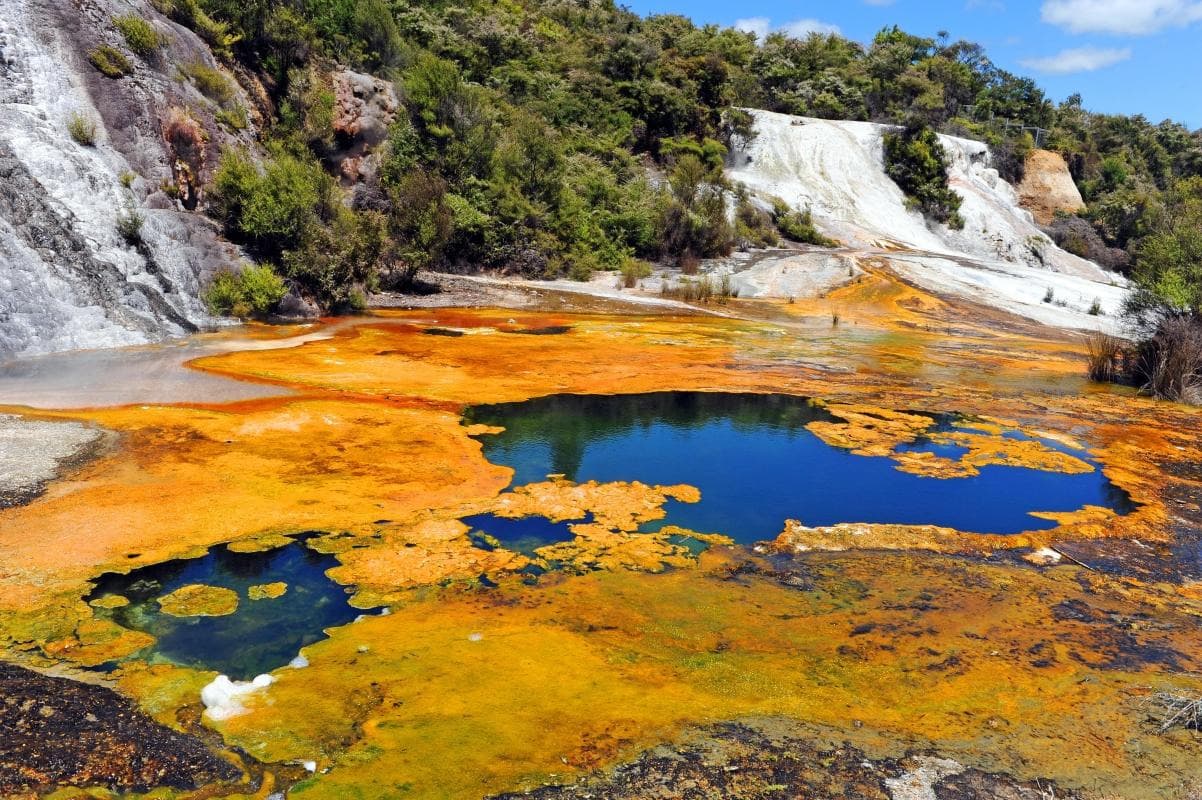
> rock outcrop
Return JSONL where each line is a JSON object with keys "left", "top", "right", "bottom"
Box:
{"left": 1016, "top": 149, "right": 1086, "bottom": 226}
{"left": 0, "top": 0, "right": 258, "bottom": 357}
{"left": 330, "top": 69, "right": 399, "bottom": 186}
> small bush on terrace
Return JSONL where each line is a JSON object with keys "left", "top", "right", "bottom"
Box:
{"left": 620, "top": 258, "right": 652, "bottom": 288}
{"left": 203, "top": 264, "right": 288, "bottom": 318}
{"left": 771, "top": 200, "right": 839, "bottom": 248}
{"left": 883, "top": 122, "right": 965, "bottom": 230}
{"left": 113, "top": 15, "right": 165, "bottom": 58}
{"left": 734, "top": 198, "right": 779, "bottom": 250}
{"left": 116, "top": 207, "right": 144, "bottom": 244}
{"left": 88, "top": 45, "right": 132, "bottom": 78}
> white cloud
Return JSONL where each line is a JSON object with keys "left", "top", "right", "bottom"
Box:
{"left": 1020, "top": 46, "right": 1132, "bottom": 73}
{"left": 779, "top": 18, "right": 842, "bottom": 38}
{"left": 1041, "top": 0, "right": 1202, "bottom": 35}
{"left": 735, "top": 16, "right": 840, "bottom": 41}
{"left": 734, "top": 17, "right": 771, "bottom": 40}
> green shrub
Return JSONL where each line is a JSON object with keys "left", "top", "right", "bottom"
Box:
{"left": 771, "top": 200, "right": 839, "bottom": 247}
{"left": 657, "top": 155, "right": 735, "bottom": 265}
{"left": 119, "top": 171, "right": 136, "bottom": 188}
{"left": 283, "top": 206, "right": 386, "bottom": 309}
{"left": 376, "top": 169, "right": 453, "bottom": 287}
{"left": 113, "top": 15, "right": 165, "bottom": 58}
{"left": 735, "top": 198, "right": 779, "bottom": 249}
{"left": 620, "top": 258, "right": 652, "bottom": 288}
{"left": 67, "top": 113, "right": 97, "bottom": 146}
{"left": 180, "top": 62, "right": 234, "bottom": 105}
{"left": 116, "top": 208, "right": 144, "bottom": 244}
{"left": 203, "top": 264, "right": 288, "bottom": 318}
{"left": 153, "top": 0, "right": 236, "bottom": 59}
{"left": 88, "top": 45, "right": 132, "bottom": 78}
{"left": 279, "top": 66, "right": 335, "bottom": 151}
{"left": 215, "top": 105, "right": 249, "bottom": 131}
{"left": 883, "top": 123, "right": 965, "bottom": 230}
{"left": 1126, "top": 178, "right": 1202, "bottom": 327}
{"left": 210, "top": 147, "right": 334, "bottom": 259}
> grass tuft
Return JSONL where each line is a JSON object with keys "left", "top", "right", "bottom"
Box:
{"left": 67, "top": 112, "right": 98, "bottom": 146}
{"left": 88, "top": 45, "right": 132, "bottom": 78}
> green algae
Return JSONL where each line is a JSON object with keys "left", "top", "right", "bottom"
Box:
{"left": 157, "top": 585, "right": 239, "bottom": 618}
{"left": 88, "top": 594, "right": 129, "bottom": 609}
{"left": 248, "top": 582, "right": 288, "bottom": 601}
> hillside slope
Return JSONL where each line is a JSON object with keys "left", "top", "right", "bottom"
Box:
{"left": 727, "top": 109, "right": 1125, "bottom": 330}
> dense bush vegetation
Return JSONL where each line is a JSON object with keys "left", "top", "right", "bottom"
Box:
{"left": 203, "top": 264, "right": 288, "bottom": 318}
{"left": 158, "top": 0, "right": 1199, "bottom": 332}
{"left": 883, "top": 122, "right": 964, "bottom": 229}
{"left": 176, "top": 0, "right": 1065, "bottom": 309}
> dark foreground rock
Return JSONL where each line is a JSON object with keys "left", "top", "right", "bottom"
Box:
{"left": 490, "top": 719, "right": 1079, "bottom": 800}
{"left": 0, "top": 662, "right": 241, "bottom": 796}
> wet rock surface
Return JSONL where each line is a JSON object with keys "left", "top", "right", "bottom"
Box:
{"left": 0, "top": 661, "right": 241, "bottom": 795}
{"left": 490, "top": 720, "right": 1079, "bottom": 800}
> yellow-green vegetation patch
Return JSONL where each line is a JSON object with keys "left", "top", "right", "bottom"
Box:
{"left": 158, "top": 584, "right": 239, "bottom": 617}
{"left": 42, "top": 618, "right": 153, "bottom": 667}
{"left": 248, "top": 582, "right": 288, "bottom": 601}
{"left": 227, "top": 532, "right": 295, "bottom": 553}
{"left": 87, "top": 45, "right": 132, "bottom": 78}
{"left": 89, "top": 593, "right": 130, "bottom": 609}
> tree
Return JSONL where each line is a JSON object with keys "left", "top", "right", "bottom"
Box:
{"left": 1126, "top": 177, "right": 1202, "bottom": 328}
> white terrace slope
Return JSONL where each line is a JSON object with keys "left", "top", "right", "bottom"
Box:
{"left": 728, "top": 109, "right": 1126, "bottom": 331}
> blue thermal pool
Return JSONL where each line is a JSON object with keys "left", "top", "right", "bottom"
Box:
{"left": 463, "top": 392, "right": 1133, "bottom": 541}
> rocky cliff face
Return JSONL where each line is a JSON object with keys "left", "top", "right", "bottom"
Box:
{"left": 0, "top": 0, "right": 257, "bottom": 357}
{"left": 1016, "top": 149, "right": 1086, "bottom": 226}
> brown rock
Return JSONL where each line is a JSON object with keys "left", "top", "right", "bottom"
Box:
{"left": 1016, "top": 150, "right": 1086, "bottom": 226}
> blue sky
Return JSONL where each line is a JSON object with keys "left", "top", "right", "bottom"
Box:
{"left": 621, "top": 0, "right": 1202, "bottom": 129}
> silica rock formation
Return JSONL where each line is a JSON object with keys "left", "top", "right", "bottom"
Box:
{"left": 0, "top": 0, "right": 255, "bottom": 357}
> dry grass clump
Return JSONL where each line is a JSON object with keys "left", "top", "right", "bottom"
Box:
{"left": 1085, "top": 331, "right": 1127, "bottom": 383}
{"left": 1085, "top": 319, "right": 1202, "bottom": 405}
{"left": 1136, "top": 317, "right": 1202, "bottom": 404}
{"left": 67, "top": 112, "right": 97, "bottom": 146}
{"left": 1149, "top": 691, "right": 1202, "bottom": 732}
{"left": 660, "top": 274, "right": 735, "bottom": 304}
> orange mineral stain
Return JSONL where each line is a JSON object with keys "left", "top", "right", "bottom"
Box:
{"left": 1, "top": 283, "right": 1201, "bottom": 799}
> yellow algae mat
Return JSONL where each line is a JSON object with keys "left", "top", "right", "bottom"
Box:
{"left": 2, "top": 300, "right": 1202, "bottom": 799}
